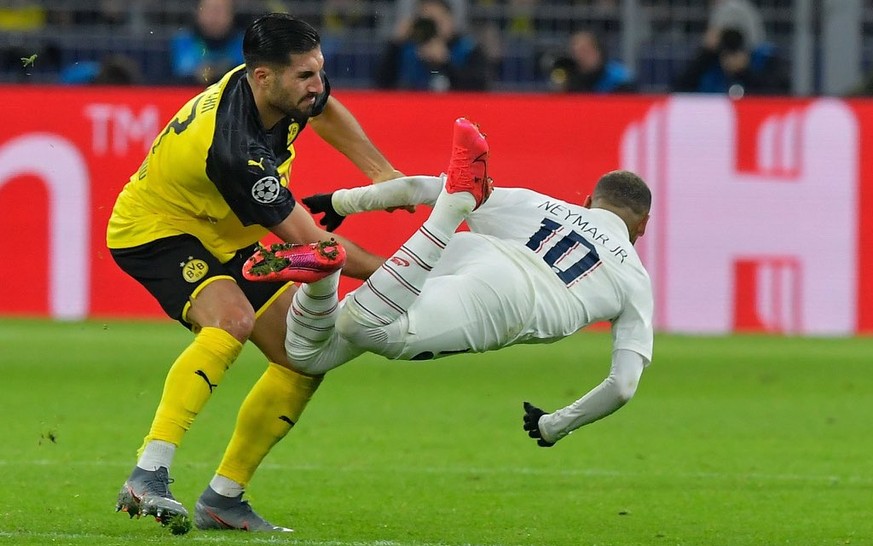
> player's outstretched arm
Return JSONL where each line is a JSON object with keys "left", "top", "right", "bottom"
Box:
{"left": 270, "top": 204, "right": 384, "bottom": 279}
{"left": 522, "top": 349, "right": 646, "bottom": 447}
{"left": 309, "top": 96, "right": 403, "bottom": 183}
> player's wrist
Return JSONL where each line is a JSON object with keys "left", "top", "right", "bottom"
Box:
{"left": 538, "top": 414, "right": 565, "bottom": 445}
{"left": 331, "top": 189, "right": 355, "bottom": 216}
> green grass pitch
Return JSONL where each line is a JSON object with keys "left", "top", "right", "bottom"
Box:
{"left": 0, "top": 318, "right": 871, "bottom": 545}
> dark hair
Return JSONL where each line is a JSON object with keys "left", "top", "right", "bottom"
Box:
{"left": 243, "top": 13, "right": 320, "bottom": 68}
{"left": 574, "top": 29, "right": 606, "bottom": 57}
{"left": 411, "top": 17, "right": 438, "bottom": 44}
{"left": 718, "top": 28, "right": 746, "bottom": 54}
{"left": 93, "top": 55, "right": 142, "bottom": 85}
{"left": 420, "top": 0, "right": 452, "bottom": 13}
{"left": 593, "top": 170, "right": 651, "bottom": 215}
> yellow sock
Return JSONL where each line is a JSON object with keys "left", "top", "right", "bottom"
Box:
{"left": 215, "top": 363, "right": 323, "bottom": 487}
{"left": 139, "top": 327, "right": 242, "bottom": 452}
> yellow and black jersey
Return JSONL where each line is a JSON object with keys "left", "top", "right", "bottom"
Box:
{"left": 106, "top": 64, "right": 330, "bottom": 262}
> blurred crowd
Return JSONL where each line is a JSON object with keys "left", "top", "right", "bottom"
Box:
{"left": 0, "top": 0, "right": 865, "bottom": 96}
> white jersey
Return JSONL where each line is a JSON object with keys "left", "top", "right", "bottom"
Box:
{"left": 465, "top": 187, "right": 654, "bottom": 362}
{"left": 288, "top": 175, "right": 652, "bottom": 445}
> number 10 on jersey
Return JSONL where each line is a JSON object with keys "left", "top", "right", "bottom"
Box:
{"left": 525, "top": 218, "right": 601, "bottom": 286}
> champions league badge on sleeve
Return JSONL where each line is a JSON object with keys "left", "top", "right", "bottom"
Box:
{"left": 252, "top": 175, "right": 281, "bottom": 203}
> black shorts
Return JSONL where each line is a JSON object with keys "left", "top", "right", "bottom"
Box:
{"left": 110, "top": 234, "right": 289, "bottom": 329}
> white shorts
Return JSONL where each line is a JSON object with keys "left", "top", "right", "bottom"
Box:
{"left": 361, "top": 233, "right": 537, "bottom": 360}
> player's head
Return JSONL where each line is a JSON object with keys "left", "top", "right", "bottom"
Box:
{"left": 587, "top": 170, "right": 651, "bottom": 243}
{"left": 244, "top": 13, "right": 324, "bottom": 119}
{"left": 569, "top": 30, "right": 606, "bottom": 72}
{"left": 416, "top": 0, "right": 455, "bottom": 39}
{"left": 197, "top": 0, "right": 235, "bottom": 41}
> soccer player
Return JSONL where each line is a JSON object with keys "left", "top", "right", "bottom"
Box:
{"left": 107, "top": 14, "right": 402, "bottom": 531}
{"left": 264, "top": 118, "right": 654, "bottom": 449}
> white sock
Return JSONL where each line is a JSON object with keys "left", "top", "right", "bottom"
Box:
{"left": 136, "top": 440, "right": 176, "bottom": 471}
{"left": 210, "top": 474, "right": 244, "bottom": 498}
{"left": 332, "top": 175, "right": 444, "bottom": 215}
{"left": 348, "top": 189, "right": 473, "bottom": 327}
{"left": 288, "top": 271, "right": 341, "bottom": 346}
{"left": 422, "top": 188, "right": 476, "bottom": 241}
{"left": 302, "top": 269, "right": 341, "bottom": 299}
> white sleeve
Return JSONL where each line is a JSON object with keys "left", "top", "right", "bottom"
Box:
{"left": 537, "top": 349, "right": 645, "bottom": 444}
{"left": 332, "top": 175, "right": 445, "bottom": 216}
{"left": 611, "top": 282, "right": 654, "bottom": 362}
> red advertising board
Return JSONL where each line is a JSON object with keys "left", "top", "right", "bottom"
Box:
{"left": 0, "top": 86, "right": 870, "bottom": 335}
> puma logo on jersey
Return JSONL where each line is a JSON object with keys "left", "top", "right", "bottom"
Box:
{"left": 248, "top": 158, "right": 266, "bottom": 171}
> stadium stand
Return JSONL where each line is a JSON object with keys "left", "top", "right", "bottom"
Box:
{"left": 0, "top": 0, "right": 868, "bottom": 95}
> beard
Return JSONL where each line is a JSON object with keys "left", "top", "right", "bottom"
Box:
{"left": 275, "top": 92, "right": 318, "bottom": 120}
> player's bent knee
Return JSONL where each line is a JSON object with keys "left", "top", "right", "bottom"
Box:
{"left": 215, "top": 307, "right": 257, "bottom": 342}
{"left": 335, "top": 310, "right": 386, "bottom": 351}
{"left": 285, "top": 340, "right": 331, "bottom": 375}
{"left": 334, "top": 310, "right": 369, "bottom": 346}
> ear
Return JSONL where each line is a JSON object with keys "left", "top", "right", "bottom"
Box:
{"left": 635, "top": 213, "right": 650, "bottom": 240}
{"left": 250, "top": 66, "right": 272, "bottom": 88}
{"left": 582, "top": 195, "right": 592, "bottom": 209}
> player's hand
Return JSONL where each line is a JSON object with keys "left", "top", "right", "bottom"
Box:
{"left": 302, "top": 193, "right": 345, "bottom": 232}
{"left": 522, "top": 401, "right": 555, "bottom": 448}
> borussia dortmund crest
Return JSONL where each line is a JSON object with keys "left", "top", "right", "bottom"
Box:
{"left": 181, "top": 257, "right": 209, "bottom": 283}
{"left": 287, "top": 122, "right": 300, "bottom": 146}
